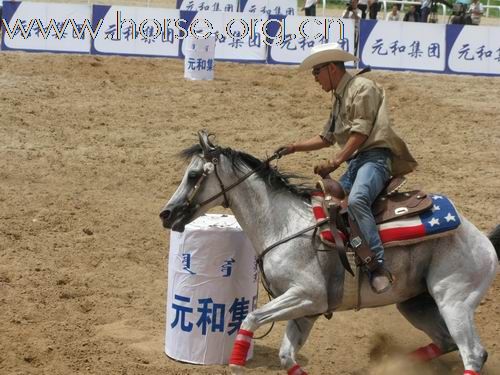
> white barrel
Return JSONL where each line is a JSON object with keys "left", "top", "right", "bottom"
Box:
{"left": 184, "top": 36, "right": 216, "bottom": 81}
{"left": 165, "top": 214, "right": 258, "bottom": 365}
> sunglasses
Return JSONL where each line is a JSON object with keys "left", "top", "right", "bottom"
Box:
{"left": 312, "top": 63, "right": 331, "bottom": 76}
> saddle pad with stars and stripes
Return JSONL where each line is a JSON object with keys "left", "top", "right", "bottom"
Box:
{"left": 377, "top": 194, "right": 461, "bottom": 247}
{"left": 312, "top": 194, "right": 461, "bottom": 248}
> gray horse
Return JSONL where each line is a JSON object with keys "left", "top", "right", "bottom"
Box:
{"left": 160, "top": 132, "right": 499, "bottom": 375}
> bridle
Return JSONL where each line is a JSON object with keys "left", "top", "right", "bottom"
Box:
{"left": 185, "top": 131, "right": 281, "bottom": 212}
{"left": 185, "top": 150, "right": 230, "bottom": 209}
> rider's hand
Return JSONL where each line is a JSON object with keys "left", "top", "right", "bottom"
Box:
{"left": 274, "top": 145, "right": 296, "bottom": 158}
{"left": 314, "top": 159, "right": 340, "bottom": 178}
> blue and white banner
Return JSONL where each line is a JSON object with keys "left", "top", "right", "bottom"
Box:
{"left": 240, "top": 0, "right": 297, "bottom": 16}
{"left": 267, "top": 16, "right": 356, "bottom": 66}
{"left": 180, "top": 10, "right": 268, "bottom": 62}
{"left": 1, "top": 1, "right": 92, "bottom": 53}
{"left": 2, "top": 1, "right": 499, "bottom": 76}
{"left": 359, "top": 20, "right": 446, "bottom": 73}
{"left": 446, "top": 24, "right": 500, "bottom": 75}
{"left": 91, "top": 5, "right": 181, "bottom": 57}
{"left": 176, "top": 0, "right": 238, "bottom": 12}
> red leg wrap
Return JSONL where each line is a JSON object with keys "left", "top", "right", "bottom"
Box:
{"left": 229, "top": 329, "right": 253, "bottom": 366}
{"left": 464, "top": 371, "right": 480, "bottom": 375}
{"left": 409, "top": 343, "right": 443, "bottom": 361}
{"left": 288, "top": 364, "right": 308, "bottom": 375}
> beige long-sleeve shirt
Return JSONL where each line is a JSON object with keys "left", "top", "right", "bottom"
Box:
{"left": 320, "top": 72, "right": 417, "bottom": 176}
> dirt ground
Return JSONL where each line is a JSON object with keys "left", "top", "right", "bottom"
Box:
{"left": 0, "top": 51, "right": 499, "bottom": 375}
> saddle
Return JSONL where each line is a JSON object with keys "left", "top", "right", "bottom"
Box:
{"left": 317, "top": 176, "right": 431, "bottom": 224}
{"left": 314, "top": 176, "right": 433, "bottom": 273}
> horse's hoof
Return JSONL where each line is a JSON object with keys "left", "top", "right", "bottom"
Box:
{"left": 229, "top": 364, "right": 245, "bottom": 374}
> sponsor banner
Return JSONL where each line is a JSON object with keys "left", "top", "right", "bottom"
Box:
{"left": 359, "top": 19, "right": 446, "bottom": 73}
{"left": 446, "top": 24, "right": 500, "bottom": 76}
{"left": 267, "top": 16, "right": 356, "bottom": 67}
{"left": 176, "top": 0, "right": 238, "bottom": 13}
{"left": 240, "top": 0, "right": 297, "bottom": 16}
{"left": 1, "top": 1, "right": 92, "bottom": 53}
{"left": 91, "top": 5, "right": 181, "bottom": 57}
{"left": 180, "top": 10, "right": 268, "bottom": 62}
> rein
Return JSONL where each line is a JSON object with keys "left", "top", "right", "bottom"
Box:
{"left": 256, "top": 218, "right": 330, "bottom": 298}
{"left": 192, "top": 153, "right": 281, "bottom": 210}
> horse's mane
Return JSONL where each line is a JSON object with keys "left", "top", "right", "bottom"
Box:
{"left": 180, "top": 144, "right": 314, "bottom": 200}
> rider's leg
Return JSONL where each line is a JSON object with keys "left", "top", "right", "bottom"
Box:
{"left": 347, "top": 159, "right": 391, "bottom": 292}
{"left": 348, "top": 161, "right": 390, "bottom": 262}
{"left": 279, "top": 317, "right": 318, "bottom": 374}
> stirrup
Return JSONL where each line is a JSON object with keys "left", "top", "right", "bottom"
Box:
{"left": 368, "top": 264, "right": 395, "bottom": 294}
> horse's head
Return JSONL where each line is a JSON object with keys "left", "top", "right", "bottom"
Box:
{"left": 160, "top": 130, "right": 229, "bottom": 232}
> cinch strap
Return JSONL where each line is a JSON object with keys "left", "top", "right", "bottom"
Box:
{"left": 229, "top": 329, "right": 253, "bottom": 366}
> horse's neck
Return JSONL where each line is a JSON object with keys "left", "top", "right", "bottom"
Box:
{"left": 227, "top": 174, "right": 313, "bottom": 254}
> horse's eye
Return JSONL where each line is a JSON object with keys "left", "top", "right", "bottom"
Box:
{"left": 188, "top": 171, "right": 201, "bottom": 180}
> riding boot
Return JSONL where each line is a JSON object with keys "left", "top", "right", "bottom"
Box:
{"left": 368, "top": 259, "right": 394, "bottom": 294}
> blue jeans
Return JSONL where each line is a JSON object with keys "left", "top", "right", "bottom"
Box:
{"left": 420, "top": 6, "right": 431, "bottom": 22}
{"left": 339, "top": 148, "right": 392, "bottom": 262}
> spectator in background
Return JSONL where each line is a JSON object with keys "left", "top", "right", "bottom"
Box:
{"left": 358, "top": 0, "right": 369, "bottom": 18}
{"left": 368, "top": 0, "right": 381, "bottom": 19}
{"left": 302, "top": 0, "right": 319, "bottom": 16}
{"left": 386, "top": 4, "right": 401, "bottom": 20}
{"left": 343, "top": 0, "right": 362, "bottom": 20}
{"left": 420, "top": 0, "right": 432, "bottom": 22}
{"left": 466, "top": 0, "right": 484, "bottom": 24}
{"left": 343, "top": 0, "right": 362, "bottom": 53}
{"left": 404, "top": 4, "right": 421, "bottom": 21}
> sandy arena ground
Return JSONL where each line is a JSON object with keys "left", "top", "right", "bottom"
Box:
{"left": 0, "top": 50, "right": 499, "bottom": 375}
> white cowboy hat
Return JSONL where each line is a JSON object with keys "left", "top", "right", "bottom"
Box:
{"left": 299, "top": 43, "right": 358, "bottom": 71}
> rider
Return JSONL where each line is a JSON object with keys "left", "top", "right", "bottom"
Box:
{"left": 276, "top": 43, "right": 417, "bottom": 294}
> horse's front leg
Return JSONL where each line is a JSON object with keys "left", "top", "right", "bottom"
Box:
{"left": 279, "top": 317, "right": 318, "bottom": 375}
{"left": 229, "top": 287, "right": 327, "bottom": 374}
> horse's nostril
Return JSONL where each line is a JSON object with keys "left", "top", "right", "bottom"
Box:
{"left": 160, "top": 210, "right": 171, "bottom": 220}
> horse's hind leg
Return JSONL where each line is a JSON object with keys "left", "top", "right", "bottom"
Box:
{"left": 430, "top": 289, "right": 488, "bottom": 373}
{"left": 426, "top": 224, "right": 497, "bottom": 374}
{"left": 397, "top": 292, "right": 457, "bottom": 360}
{"left": 279, "top": 316, "right": 318, "bottom": 375}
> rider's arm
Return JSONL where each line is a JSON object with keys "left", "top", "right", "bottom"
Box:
{"left": 331, "top": 133, "right": 368, "bottom": 168}
{"left": 291, "top": 134, "right": 331, "bottom": 153}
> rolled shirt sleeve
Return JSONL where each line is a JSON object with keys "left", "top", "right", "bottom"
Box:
{"left": 348, "top": 84, "right": 379, "bottom": 137}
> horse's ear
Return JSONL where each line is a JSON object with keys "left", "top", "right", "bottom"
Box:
{"left": 198, "top": 130, "right": 217, "bottom": 153}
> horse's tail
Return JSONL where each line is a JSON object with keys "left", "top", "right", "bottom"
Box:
{"left": 487, "top": 224, "right": 500, "bottom": 262}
